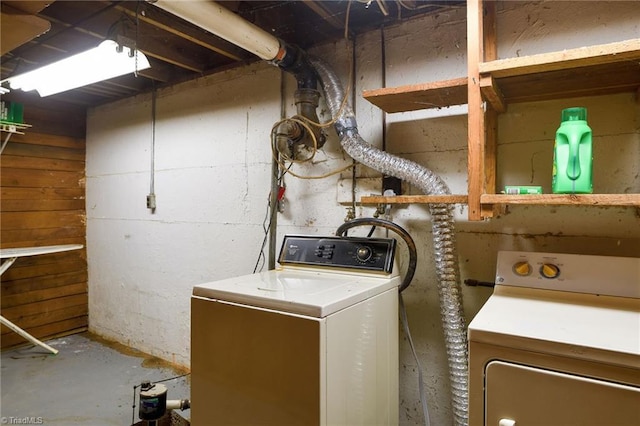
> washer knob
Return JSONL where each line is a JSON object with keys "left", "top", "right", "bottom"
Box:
{"left": 356, "top": 246, "right": 373, "bottom": 262}
{"left": 541, "top": 263, "right": 560, "bottom": 279}
{"left": 513, "top": 261, "right": 531, "bottom": 276}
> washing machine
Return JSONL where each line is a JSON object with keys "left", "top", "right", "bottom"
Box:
{"left": 191, "top": 235, "right": 401, "bottom": 425}
{"left": 468, "top": 251, "right": 640, "bottom": 426}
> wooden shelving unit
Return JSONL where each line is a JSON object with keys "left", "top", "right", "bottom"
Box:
{"left": 361, "top": 194, "right": 468, "bottom": 205}
{"left": 362, "top": 77, "right": 467, "bottom": 113}
{"left": 1, "top": 120, "right": 31, "bottom": 155}
{"left": 479, "top": 39, "right": 640, "bottom": 113}
{"left": 360, "top": 0, "right": 640, "bottom": 221}
{"left": 481, "top": 194, "right": 640, "bottom": 206}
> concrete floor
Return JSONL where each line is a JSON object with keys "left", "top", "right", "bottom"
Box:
{"left": 1, "top": 332, "right": 190, "bottom": 425}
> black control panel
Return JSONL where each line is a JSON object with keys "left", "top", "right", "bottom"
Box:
{"left": 278, "top": 235, "right": 396, "bottom": 273}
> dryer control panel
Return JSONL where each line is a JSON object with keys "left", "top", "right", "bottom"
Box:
{"left": 279, "top": 235, "right": 396, "bottom": 273}
{"left": 495, "top": 251, "right": 640, "bottom": 298}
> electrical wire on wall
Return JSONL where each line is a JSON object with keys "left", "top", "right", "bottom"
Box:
{"left": 347, "top": 35, "right": 358, "bottom": 222}
{"left": 254, "top": 70, "right": 289, "bottom": 273}
{"left": 147, "top": 85, "right": 157, "bottom": 213}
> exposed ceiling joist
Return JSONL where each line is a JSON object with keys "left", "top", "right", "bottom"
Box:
{"left": 1, "top": 0, "right": 463, "bottom": 107}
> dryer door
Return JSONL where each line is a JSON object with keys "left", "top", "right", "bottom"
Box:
{"left": 485, "top": 361, "right": 640, "bottom": 426}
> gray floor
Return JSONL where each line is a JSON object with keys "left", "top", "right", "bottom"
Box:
{"left": 1, "top": 332, "right": 190, "bottom": 425}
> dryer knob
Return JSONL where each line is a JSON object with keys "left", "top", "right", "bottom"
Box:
{"left": 541, "top": 263, "right": 560, "bottom": 279}
{"left": 513, "top": 261, "right": 531, "bottom": 276}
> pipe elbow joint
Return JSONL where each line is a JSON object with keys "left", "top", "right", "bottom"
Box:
{"left": 271, "top": 41, "right": 318, "bottom": 90}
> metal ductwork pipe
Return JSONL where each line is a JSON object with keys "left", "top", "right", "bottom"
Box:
{"left": 150, "top": 2, "right": 469, "bottom": 425}
{"left": 309, "top": 57, "right": 468, "bottom": 426}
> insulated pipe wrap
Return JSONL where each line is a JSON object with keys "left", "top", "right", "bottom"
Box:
{"left": 310, "top": 57, "right": 469, "bottom": 426}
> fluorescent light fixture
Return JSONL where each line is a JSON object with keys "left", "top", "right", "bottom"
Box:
{"left": 2, "top": 40, "right": 150, "bottom": 97}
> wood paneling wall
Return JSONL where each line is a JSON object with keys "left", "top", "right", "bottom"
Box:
{"left": 1, "top": 93, "right": 87, "bottom": 350}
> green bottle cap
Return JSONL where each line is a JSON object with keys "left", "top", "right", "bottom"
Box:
{"left": 561, "top": 107, "right": 587, "bottom": 122}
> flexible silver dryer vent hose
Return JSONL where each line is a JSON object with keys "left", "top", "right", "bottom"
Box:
{"left": 310, "top": 57, "right": 469, "bottom": 426}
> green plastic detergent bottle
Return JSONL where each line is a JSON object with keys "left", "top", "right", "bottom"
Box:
{"left": 552, "top": 107, "right": 593, "bottom": 194}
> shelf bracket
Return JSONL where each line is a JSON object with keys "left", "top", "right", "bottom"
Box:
{"left": 480, "top": 75, "right": 506, "bottom": 113}
{"left": 0, "top": 121, "right": 31, "bottom": 155}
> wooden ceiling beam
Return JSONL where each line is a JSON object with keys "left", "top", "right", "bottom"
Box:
{"left": 301, "top": 1, "right": 344, "bottom": 30}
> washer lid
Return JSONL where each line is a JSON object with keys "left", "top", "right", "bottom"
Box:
{"left": 193, "top": 268, "right": 399, "bottom": 318}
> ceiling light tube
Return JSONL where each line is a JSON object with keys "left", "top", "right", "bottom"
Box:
{"left": 2, "top": 40, "right": 150, "bottom": 97}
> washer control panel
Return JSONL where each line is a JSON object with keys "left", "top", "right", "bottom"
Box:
{"left": 278, "top": 235, "right": 396, "bottom": 273}
{"left": 495, "top": 251, "right": 640, "bottom": 298}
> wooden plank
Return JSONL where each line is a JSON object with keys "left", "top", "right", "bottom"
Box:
{"left": 2, "top": 270, "right": 87, "bottom": 297}
{"left": 480, "top": 75, "right": 506, "bottom": 113}
{"left": 362, "top": 78, "right": 468, "bottom": 113}
{"left": 0, "top": 228, "right": 85, "bottom": 246}
{"left": 1, "top": 198, "right": 85, "bottom": 212}
{"left": 1, "top": 282, "right": 87, "bottom": 309}
{"left": 1, "top": 187, "right": 84, "bottom": 200}
{"left": 0, "top": 318, "right": 88, "bottom": 349}
{"left": 0, "top": 11, "right": 51, "bottom": 55}
{"left": 1, "top": 154, "right": 84, "bottom": 172}
{"left": 1, "top": 304, "right": 88, "bottom": 336}
{"left": 7, "top": 131, "right": 85, "bottom": 149}
{"left": 480, "top": 193, "right": 640, "bottom": 206}
{"left": 361, "top": 195, "right": 468, "bottom": 204}
{"left": 1, "top": 252, "right": 85, "bottom": 273}
{"left": 1, "top": 305, "right": 88, "bottom": 336}
{"left": 0, "top": 210, "right": 85, "bottom": 230}
{"left": 466, "top": 0, "right": 485, "bottom": 221}
{"left": 1, "top": 168, "right": 84, "bottom": 188}
{"left": 301, "top": 0, "right": 345, "bottom": 30}
{"left": 3, "top": 1, "right": 54, "bottom": 15}
{"left": 479, "top": 0, "right": 497, "bottom": 219}
{"left": 483, "top": 106, "right": 498, "bottom": 218}
{"left": 1, "top": 141, "right": 85, "bottom": 161}
{"left": 1, "top": 294, "right": 88, "bottom": 319}
{"left": 479, "top": 38, "right": 640, "bottom": 77}
{"left": 0, "top": 259, "right": 86, "bottom": 282}
{"left": 491, "top": 61, "right": 640, "bottom": 105}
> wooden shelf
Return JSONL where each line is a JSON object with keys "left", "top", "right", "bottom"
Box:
{"left": 479, "top": 39, "right": 640, "bottom": 77}
{"left": 361, "top": 195, "right": 468, "bottom": 205}
{"left": 479, "top": 39, "right": 640, "bottom": 112}
{"left": 0, "top": 121, "right": 30, "bottom": 134}
{"left": 481, "top": 194, "right": 640, "bottom": 207}
{"left": 361, "top": 0, "right": 639, "bottom": 221}
{"left": 363, "top": 39, "right": 640, "bottom": 116}
{"left": 362, "top": 77, "right": 467, "bottom": 113}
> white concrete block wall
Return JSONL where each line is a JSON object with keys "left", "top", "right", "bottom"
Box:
{"left": 86, "top": 2, "right": 640, "bottom": 425}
